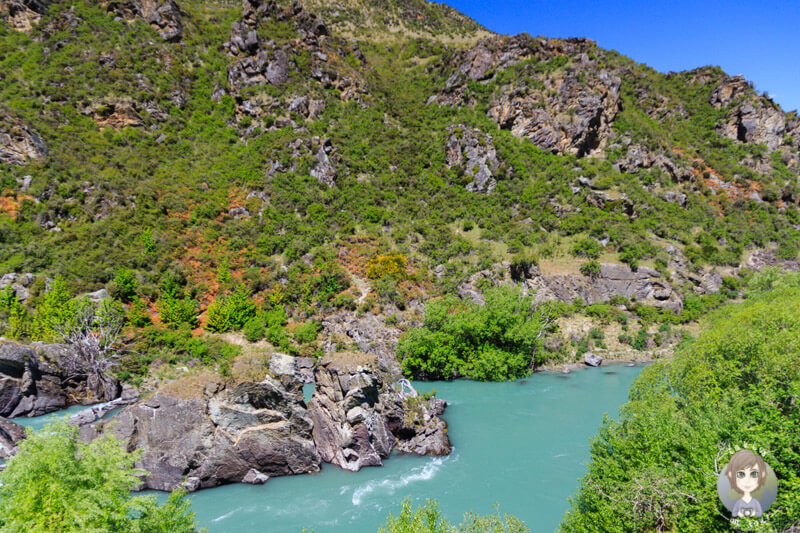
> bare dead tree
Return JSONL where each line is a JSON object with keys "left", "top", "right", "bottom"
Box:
{"left": 529, "top": 299, "right": 557, "bottom": 371}
{"left": 54, "top": 298, "right": 125, "bottom": 385}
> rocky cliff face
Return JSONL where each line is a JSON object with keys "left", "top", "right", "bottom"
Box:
{"left": 0, "top": 0, "right": 49, "bottom": 32}
{"left": 445, "top": 124, "right": 501, "bottom": 193}
{"left": 0, "top": 341, "right": 122, "bottom": 418}
{"left": 0, "top": 416, "right": 25, "bottom": 458}
{"left": 88, "top": 374, "right": 320, "bottom": 491}
{"left": 0, "top": 114, "right": 48, "bottom": 165}
{"left": 308, "top": 352, "right": 450, "bottom": 472}
{"left": 438, "top": 35, "right": 621, "bottom": 157}
{"left": 712, "top": 75, "right": 786, "bottom": 152}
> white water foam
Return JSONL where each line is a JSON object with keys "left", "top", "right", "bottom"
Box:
{"left": 211, "top": 507, "right": 242, "bottom": 522}
{"left": 351, "top": 451, "right": 457, "bottom": 506}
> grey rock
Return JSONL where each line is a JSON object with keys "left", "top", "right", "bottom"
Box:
{"left": 0, "top": 416, "right": 25, "bottom": 458}
{"left": 584, "top": 352, "right": 602, "bottom": 367}
{"left": 107, "top": 0, "right": 183, "bottom": 41}
{"left": 97, "top": 376, "right": 321, "bottom": 491}
{"left": 0, "top": 115, "right": 48, "bottom": 165}
{"left": 310, "top": 143, "right": 337, "bottom": 187}
{"left": 445, "top": 125, "right": 500, "bottom": 193}
{"left": 85, "top": 288, "right": 110, "bottom": 302}
{"left": 242, "top": 468, "right": 269, "bottom": 484}
{"left": 308, "top": 353, "right": 450, "bottom": 472}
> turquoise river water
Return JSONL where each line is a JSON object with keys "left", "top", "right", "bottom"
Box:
{"left": 15, "top": 364, "right": 644, "bottom": 533}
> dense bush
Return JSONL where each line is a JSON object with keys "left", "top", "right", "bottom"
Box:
{"left": 205, "top": 284, "right": 257, "bottom": 333}
{"left": 398, "top": 285, "right": 550, "bottom": 381}
{"left": 378, "top": 499, "right": 529, "bottom": 533}
{"left": 562, "top": 273, "right": 800, "bottom": 531}
{"left": 0, "top": 420, "right": 197, "bottom": 532}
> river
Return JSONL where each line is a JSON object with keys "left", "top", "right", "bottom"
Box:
{"left": 14, "top": 364, "right": 644, "bottom": 532}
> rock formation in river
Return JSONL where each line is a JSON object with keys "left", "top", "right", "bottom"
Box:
{"left": 309, "top": 352, "right": 450, "bottom": 472}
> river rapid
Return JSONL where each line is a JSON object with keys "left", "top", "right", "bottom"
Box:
{"left": 15, "top": 364, "right": 644, "bottom": 533}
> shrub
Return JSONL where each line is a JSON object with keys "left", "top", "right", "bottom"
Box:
{"left": 572, "top": 237, "right": 602, "bottom": 259}
{"left": 110, "top": 268, "right": 138, "bottom": 303}
{"left": 398, "top": 285, "right": 552, "bottom": 380}
{"left": 292, "top": 321, "right": 320, "bottom": 344}
{"left": 579, "top": 260, "right": 601, "bottom": 278}
{"left": 156, "top": 291, "right": 197, "bottom": 328}
{"left": 366, "top": 254, "right": 408, "bottom": 279}
{"left": 205, "top": 284, "right": 257, "bottom": 333}
{"left": 243, "top": 316, "right": 266, "bottom": 342}
{"left": 0, "top": 420, "right": 197, "bottom": 532}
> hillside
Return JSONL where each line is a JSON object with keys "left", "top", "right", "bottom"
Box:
{"left": 1, "top": 0, "right": 799, "bottom": 379}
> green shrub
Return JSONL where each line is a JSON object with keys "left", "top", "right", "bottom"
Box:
{"left": 243, "top": 316, "right": 266, "bottom": 342}
{"left": 572, "top": 237, "right": 602, "bottom": 259}
{"left": 579, "top": 260, "right": 601, "bottom": 278}
{"left": 0, "top": 420, "right": 197, "bottom": 532}
{"left": 156, "top": 291, "right": 197, "bottom": 328}
{"left": 205, "top": 284, "right": 257, "bottom": 333}
{"left": 110, "top": 268, "right": 138, "bottom": 303}
{"left": 292, "top": 321, "right": 319, "bottom": 344}
{"left": 398, "top": 285, "right": 551, "bottom": 380}
{"left": 127, "top": 298, "right": 152, "bottom": 328}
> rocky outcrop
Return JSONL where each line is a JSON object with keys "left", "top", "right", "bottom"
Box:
{"left": 107, "top": 0, "right": 183, "bottom": 42}
{"left": 224, "top": 0, "right": 326, "bottom": 89}
{"left": 742, "top": 249, "right": 800, "bottom": 273}
{"left": 711, "top": 75, "right": 786, "bottom": 152}
{"left": 0, "top": 0, "right": 49, "bottom": 32}
{"left": 445, "top": 125, "right": 500, "bottom": 193}
{"left": 0, "top": 341, "right": 122, "bottom": 418}
{"left": 611, "top": 141, "right": 693, "bottom": 182}
{"left": 0, "top": 416, "right": 25, "bottom": 458}
{"left": 308, "top": 353, "right": 450, "bottom": 472}
{"left": 309, "top": 138, "right": 338, "bottom": 187}
{"left": 584, "top": 352, "right": 602, "bottom": 367}
{"left": 524, "top": 263, "right": 682, "bottom": 312}
{"left": 439, "top": 36, "right": 621, "bottom": 157}
{"left": 90, "top": 375, "right": 320, "bottom": 491}
{"left": 82, "top": 99, "right": 145, "bottom": 129}
{"left": 320, "top": 309, "right": 406, "bottom": 378}
{"left": 0, "top": 273, "right": 37, "bottom": 303}
{"left": 0, "top": 114, "right": 48, "bottom": 165}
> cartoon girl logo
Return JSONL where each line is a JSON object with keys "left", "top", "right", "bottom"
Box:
{"left": 717, "top": 449, "right": 778, "bottom": 518}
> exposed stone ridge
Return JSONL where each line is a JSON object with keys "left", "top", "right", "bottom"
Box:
{"left": 711, "top": 75, "right": 788, "bottom": 153}
{"left": 437, "top": 35, "right": 620, "bottom": 157}
{"left": 0, "top": 113, "right": 48, "bottom": 165}
{"left": 0, "top": 416, "right": 25, "bottom": 458}
{"left": 308, "top": 352, "right": 450, "bottom": 472}
{"left": 445, "top": 124, "right": 501, "bottom": 194}
{"left": 0, "top": 0, "right": 50, "bottom": 32}
{"left": 106, "top": 0, "right": 183, "bottom": 42}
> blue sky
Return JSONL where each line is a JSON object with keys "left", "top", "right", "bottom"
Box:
{"left": 443, "top": 0, "right": 800, "bottom": 113}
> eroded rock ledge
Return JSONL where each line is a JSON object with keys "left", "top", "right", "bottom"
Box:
{"left": 75, "top": 352, "right": 449, "bottom": 491}
{"left": 309, "top": 353, "right": 450, "bottom": 472}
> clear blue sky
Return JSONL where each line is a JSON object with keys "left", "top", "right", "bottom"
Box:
{"left": 443, "top": 0, "right": 800, "bottom": 113}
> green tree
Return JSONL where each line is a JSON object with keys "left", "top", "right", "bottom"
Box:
{"left": 0, "top": 420, "right": 198, "bottom": 532}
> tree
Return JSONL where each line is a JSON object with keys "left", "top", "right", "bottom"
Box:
{"left": 56, "top": 298, "right": 125, "bottom": 387}
{"left": 0, "top": 420, "right": 199, "bottom": 532}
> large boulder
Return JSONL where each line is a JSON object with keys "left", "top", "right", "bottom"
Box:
{"left": 524, "top": 263, "right": 683, "bottom": 312}
{"left": 0, "top": 0, "right": 50, "bottom": 32}
{"left": 308, "top": 353, "right": 451, "bottom": 472}
{"left": 93, "top": 375, "right": 320, "bottom": 491}
{"left": 445, "top": 124, "right": 501, "bottom": 193}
